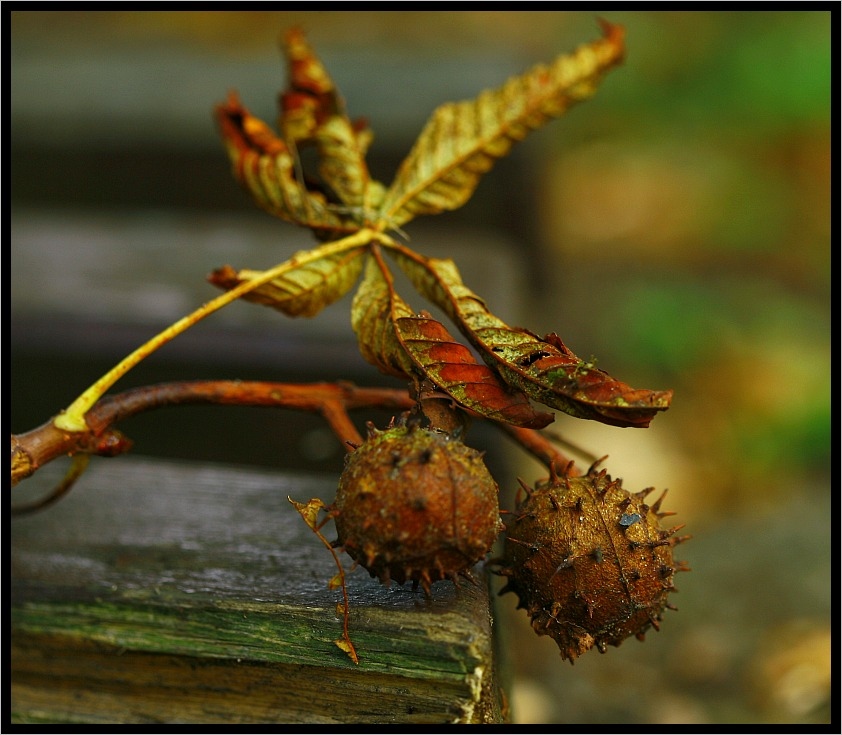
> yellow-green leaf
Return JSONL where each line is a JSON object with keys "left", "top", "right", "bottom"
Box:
{"left": 350, "top": 255, "right": 416, "bottom": 379}
{"left": 376, "top": 21, "right": 625, "bottom": 228}
{"left": 208, "top": 244, "right": 367, "bottom": 318}
{"left": 288, "top": 496, "right": 329, "bottom": 530}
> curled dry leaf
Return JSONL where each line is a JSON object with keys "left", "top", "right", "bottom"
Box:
{"left": 394, "top": 314, "right": 552, "bottom": 429}
{"left": 216, "top": 92, "right": 357, "bottom": 236}
{"left": 387, "top": 246, "right": 672, "bottom": 427}
{"left": 279, "top": 27, "right": 385, "bottom": 216}
{"left": 350, "top": 254, "right": 417, "bottom": 379}
{"left": 288, "top": 496, "right": 328, "bottom": 531}
{"left": 351, "top": 251, "right": 552, "bottom": 428}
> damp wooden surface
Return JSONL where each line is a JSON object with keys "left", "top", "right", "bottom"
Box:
{"left": 11, "top": 456, "right": 505, "bottom": 724}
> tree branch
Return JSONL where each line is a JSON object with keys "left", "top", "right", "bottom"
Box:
{"left": 11, "top": 380, "right": 415, "bottom": 487}
{"left": 495, "top": 423, "right": 583, "bottom": 478}
{"left": 11, "top": 379, "right": 582, "bottom": 510}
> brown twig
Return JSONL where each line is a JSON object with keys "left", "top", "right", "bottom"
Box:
{"left": 494, "top": 423, "right": 583, "bottom": 478}
{"left": 11, "top": 380, "right": 415, "bottom": 488}
{"left": 11, "top": 378, "right": 586, "bottom": 516}
{"left": 10, "top": 454, "right": 91, "bottom": 515}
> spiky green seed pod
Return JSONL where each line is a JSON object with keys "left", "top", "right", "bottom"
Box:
{"left": 499, "top": 469, "right": 690, "bottom": 661}
{"left": 334, "top": 424, "right": 503, "bottom": 594}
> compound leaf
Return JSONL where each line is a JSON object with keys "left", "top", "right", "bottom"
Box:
{"left": 212, "top": 23, "right": 669, "bottom": 430}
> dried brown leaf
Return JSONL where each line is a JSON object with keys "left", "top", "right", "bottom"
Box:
{"left": 350, "top": 254, "right": 417, "bottom": 379}
{"left": 279, "top": 28, "right": 386, "bottom": 216}
{"left": 394, "top": 312, "right": 552, "bottom": 428}
{"left": 388, "top": 245, "right": 672, "bottom": 428}
{"left": 352, "top": 251, "right": 551, "bottom": 427}
{"left": 288, "top": 496, "right": 329, "bottom": 530}
{"left": 216, "top": 92, "right": 360, "bottom": 237}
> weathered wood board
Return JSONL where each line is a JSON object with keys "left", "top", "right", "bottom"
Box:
{"left": 11, "top": 456, "right": 505, "bottom": 724}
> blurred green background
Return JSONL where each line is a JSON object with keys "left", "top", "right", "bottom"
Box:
{"left": 10, "top": 10, "right": 832, "bottom": 726}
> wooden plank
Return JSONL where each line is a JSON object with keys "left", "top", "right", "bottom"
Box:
{"left": 11, "top": 457, "right": 505, "bottom": 724}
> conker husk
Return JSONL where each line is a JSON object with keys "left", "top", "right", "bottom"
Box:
{"left": 334, "top": 424, "right": 502, "bottom": 594}
{"left": 499, "top": 469, "right": 689, "bottom": 661}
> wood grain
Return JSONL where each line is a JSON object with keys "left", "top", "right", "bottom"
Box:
{"left": 11, "top": 456, "right": 505, "bottom": 724}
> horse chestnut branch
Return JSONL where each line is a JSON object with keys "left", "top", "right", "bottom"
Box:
{"left": 11, "top": 21, "right": 690, "bottom": 670}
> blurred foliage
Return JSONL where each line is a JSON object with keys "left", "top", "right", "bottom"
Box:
{"left": 535, "top": 10, "right": 830, "bottom": 512}
{"left": 508, "top": 10, "right": 831, "bottom": 726}
{"left": 608, "top": 11, "right": 831, "bottom": 131}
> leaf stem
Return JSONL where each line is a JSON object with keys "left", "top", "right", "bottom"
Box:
{"left": 52, "top": 231, "right": 375, "bottom": 433}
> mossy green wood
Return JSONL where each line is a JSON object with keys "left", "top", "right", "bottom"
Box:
{"left": 11, "top": 457, "right": 504, "bottom": 724}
